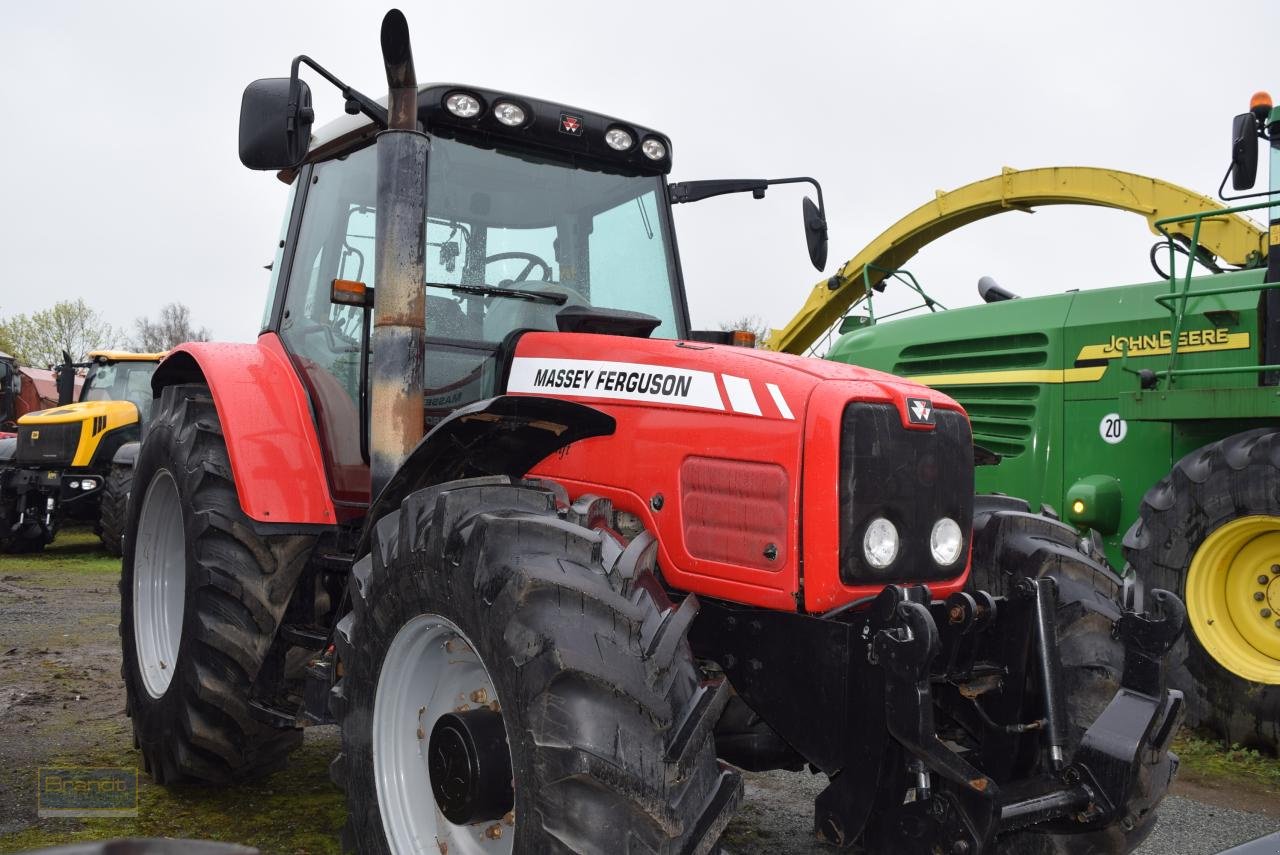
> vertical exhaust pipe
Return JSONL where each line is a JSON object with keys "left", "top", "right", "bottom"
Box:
{"left": 370, "top": 8, "right": 427, "bottom": 499}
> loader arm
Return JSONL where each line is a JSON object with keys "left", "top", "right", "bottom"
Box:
{"left": 768, "top": 166, "right": 1269, "bottom": 354}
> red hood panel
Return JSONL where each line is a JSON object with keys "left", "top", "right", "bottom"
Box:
{"left": 513, "top": 333, "right": 971, "bottom": 613}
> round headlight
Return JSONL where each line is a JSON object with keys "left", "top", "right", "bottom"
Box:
{"left": 640, "top": 137, "right": 667, "bottom": 161}
{"left": 67, "top": 480, "right": 80, "bottom": 489}
{"left": 493, "top": 101, "right": 526, "bottom": 127}
{"left": 445, "top": 92, "right": 482, "bottom": 119}
{"left": 605, "top": 127, "right": 633, "bottom": 151}
{"left": 863, "top": 517, "right": 899, "bottom": 569}
{"left": 930, "top": 517, "right": 964, "bottom": 566}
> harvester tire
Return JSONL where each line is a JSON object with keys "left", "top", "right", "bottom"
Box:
{"left": 98, "top": 463, "right": 131, "bottom": 557}
{"left": 330, "top": 477, "right": 742, "bottom": 854}
{"left": 971, "top": 499, "right": 1169, "bottom": 855}
{"left": 119, "top": 383, "right": 314, "bottom": 784}
{"left": 1123, "top": 429, "right": 1280, "bottom": 754}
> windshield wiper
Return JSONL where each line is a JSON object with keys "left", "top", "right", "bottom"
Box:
{"left": 426, "top": 281, "right": 567, "bottom": 305}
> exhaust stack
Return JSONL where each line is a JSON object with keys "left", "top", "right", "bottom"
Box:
{"left": 370, "top": 8, "right": 427, "bottom": 499}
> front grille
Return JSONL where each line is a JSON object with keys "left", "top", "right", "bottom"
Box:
{"left": 838, "top": 403, "right": 973, "bottom": 585}
{"left": 15, "top": 422, "right": 82, "bottom": 467}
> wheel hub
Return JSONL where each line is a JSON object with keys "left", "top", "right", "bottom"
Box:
{"left": 1186, "top": 516, "right": 1280, "bottom": 684}
{"left": 373, "top": 613, "right": 515, "bottom": 855}
{"left": 429, "top": 709, "right": 513, "bottom": 825}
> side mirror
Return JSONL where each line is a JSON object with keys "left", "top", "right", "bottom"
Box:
{"left": 803, "top": 196, "right": 828, "bottom": 271}
{"left": 1231, "top": 112, "right": 1259, "bottom": 191}
{"left": 56, "top": 353, "right": 76, "bottom": 406}
{"left": 239, "top": 77, "right": 314, "bottom": 170}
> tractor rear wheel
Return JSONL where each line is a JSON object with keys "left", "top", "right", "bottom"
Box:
{"left": 971, "top": 499, "right": 1170, "bottom": 854}
{"left": 119, "top": 383, "right": 315, "bottom": 783}
{"left": 98, "top": 462, "right": 131, "bottom": 557}
{"left": 1123, "top": 429, "right": 1280, "bottom": 754}
{"left": 330, "top": 478, "right": 741, "bottom": 854}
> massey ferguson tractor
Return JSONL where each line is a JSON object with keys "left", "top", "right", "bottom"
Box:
{"left": 119, "top": 11, "right": 1186, "bottom": 854}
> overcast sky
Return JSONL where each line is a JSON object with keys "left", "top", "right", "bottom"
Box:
{"left": 2, "top": 1, "right": 1276, "bottom": 350}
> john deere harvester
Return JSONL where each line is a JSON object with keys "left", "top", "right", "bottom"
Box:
{"left": 0, "top": 350, "right": 164, "bottom": 553}
{"left": 795, "top": 94, "right": 1280, "bottom": 753}
{"left": 118, "top": 11, "right": 1185, "bottom": 854}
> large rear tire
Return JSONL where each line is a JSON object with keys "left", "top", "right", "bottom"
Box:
{"left": 119, "top": 383, "right": 315, "bottom": 784}
{"left": 98, "top": 462, "right": 131, "bottom": 557}
{"left": 1123, "top": 429, "right": 1280, "bottom": 754}
{"left": 331, "top": 478, "right": 742, "bottom": 854}
{"left": 971, "top": 499, "right": 1171, "bottom": 854}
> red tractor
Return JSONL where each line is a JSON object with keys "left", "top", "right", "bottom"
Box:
{"left": 120, "top": 11, "right": 1187, "bottom": 854}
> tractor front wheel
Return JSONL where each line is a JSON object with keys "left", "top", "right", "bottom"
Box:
{"left": 119, "top": 383, "right": 314, "bottom": 783}
{"left": 1124, "top": 428, "right": 1280, "bottom": 753}
{"left": 331, "top": 478, "right": 741, "bottom": 854}
{"left": 98, "top": 462, "right": 132, "bottom": 557}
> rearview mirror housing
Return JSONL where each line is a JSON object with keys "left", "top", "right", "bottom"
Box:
{"left": 1231, "top": 112, "right": 1259, "bottom": 191}
{"left": 239, "top": 77, "right": 314, "bottom": 170}
{"left": 803, "top": 196, "right": 828, "bottom": 271}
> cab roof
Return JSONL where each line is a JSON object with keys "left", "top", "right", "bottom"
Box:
{"left": 290, "top": 82, "right": 672, "bottom": 181}
{"left": 88, "top": 350, "right": 168, "bottom": 363}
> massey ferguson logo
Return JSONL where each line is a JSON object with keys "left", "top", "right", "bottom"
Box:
{"left": 907, "top": 397, "right": 933, "bottom": 425}
{"left": 560, "top": 114, "right": 583, "bottom": 136}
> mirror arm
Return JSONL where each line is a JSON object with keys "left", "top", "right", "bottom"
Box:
{"left": 669, "top": 176, "right": 827, "bottom": 220}
{"left": 290, "top": 55, "right": 389, "bottom": 130}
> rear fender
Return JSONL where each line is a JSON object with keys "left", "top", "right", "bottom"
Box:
{"left": 151, "top": 334, "right": 335, "bottom": 525}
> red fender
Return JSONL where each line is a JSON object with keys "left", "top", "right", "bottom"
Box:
{"left": 153, "top": 333, "right": 336, "bottom": 525}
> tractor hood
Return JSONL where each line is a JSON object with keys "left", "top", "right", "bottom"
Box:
{"left": 16, "top": 400, "right": 139, "bottom": 469}
{"left": 506, "top": 331, "right": 965, "bottom": 429}
{"left": 510, "top": 332, "right": 974, "bottom": 614}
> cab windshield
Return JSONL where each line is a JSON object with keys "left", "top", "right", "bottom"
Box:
{"left": 281, "top": 136, "right": 684, "bottom": 500}
{"left": 80, "top": 360, "right": 158, "bottom": 421}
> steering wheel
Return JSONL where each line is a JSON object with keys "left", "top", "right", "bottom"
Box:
{"left": 484, "top": 251, "right": 552, "bottom": 283}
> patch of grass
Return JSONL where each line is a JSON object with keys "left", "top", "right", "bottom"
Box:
{"left": 0, "top": 732, "right": 345, "bottom": 855}
{"left": 1174, "top": 731, "right": 1280, "bottom": 795}
{"left": 0, "top": 527, "right": 119, "bottom": 580}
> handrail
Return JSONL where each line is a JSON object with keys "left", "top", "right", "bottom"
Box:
{"left": 1132, "top": 200, "right": 1278, "bottom": 388}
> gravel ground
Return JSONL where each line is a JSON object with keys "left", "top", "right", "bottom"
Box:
{"left": 3, "top": 531, "right": 1279, "bottom": 854}
{"left": 721, "top": 770, "right": 1280, "bottom": 855}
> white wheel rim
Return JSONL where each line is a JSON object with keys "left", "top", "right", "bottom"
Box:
{"left": 374, "top": 614, "right": 514, "bottom": 855}
{"left": 132, "top": 468, "right": 186, "bottom": 699}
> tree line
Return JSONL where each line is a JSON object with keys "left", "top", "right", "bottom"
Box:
{"left": 0, "top": 301, "right": 210, "bottom": 368}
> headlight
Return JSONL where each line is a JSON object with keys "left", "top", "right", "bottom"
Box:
{"left": 863, "top": 517, "right": 899, "bottom": 569}
{"left": 493, "top": 101, "right": 526, "bottom": 127}
{"left": 605, "top": 127, "right": 634, "bottom": 151}
{"left": 640, "top": 137, "right": 667, "bottom": 160}
{"left": 68, "top": 480, "right": 80, "bottom": 489}
{"left": 82, "top": 479, "right": 97, "bottom": 490}
{"left": 930, "top": 517, "right": 963, "bottom": 565}
{"left": 445, "top": 92, "right": 482, "bottom": 118}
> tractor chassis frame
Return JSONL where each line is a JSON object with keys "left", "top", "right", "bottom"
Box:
{"left": 689, "top": 581, "right": 1186, "bottom": 852}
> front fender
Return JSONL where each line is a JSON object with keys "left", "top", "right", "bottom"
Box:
{"left": 152, "top": 334, "right": 335, "bottom": 525}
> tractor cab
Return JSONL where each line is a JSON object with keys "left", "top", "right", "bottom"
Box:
{"left": 272, "top": 91, "right": 689, "bottom": 497}
{"left": 76, "top": 350, "right": 166, "bottom": 421}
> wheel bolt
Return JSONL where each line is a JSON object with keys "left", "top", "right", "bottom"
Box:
{"left": 1260, "top": 576, "right": 1271, "bottom": 586}
{"left": 1272, "top": 564, "right": 1280, "bottom": 574}
{"left": 1255, "top": 592, "right": 1266, "bottom": 601}
{"left": 470, "top": 688, "right": 488, "bottom": 704}
{"left": 484, "top": 824, "right": 503, "bottom": 840}
{"left": 1262, "top": 609, "right": 1273, "bottom": 619}
{"left": 1274, "top": 619, "right": 1280, "bottom": 628}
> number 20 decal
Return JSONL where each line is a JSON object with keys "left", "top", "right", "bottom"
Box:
{"left": 1099, "top": 413, "right": 1127, "bottom": 445}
